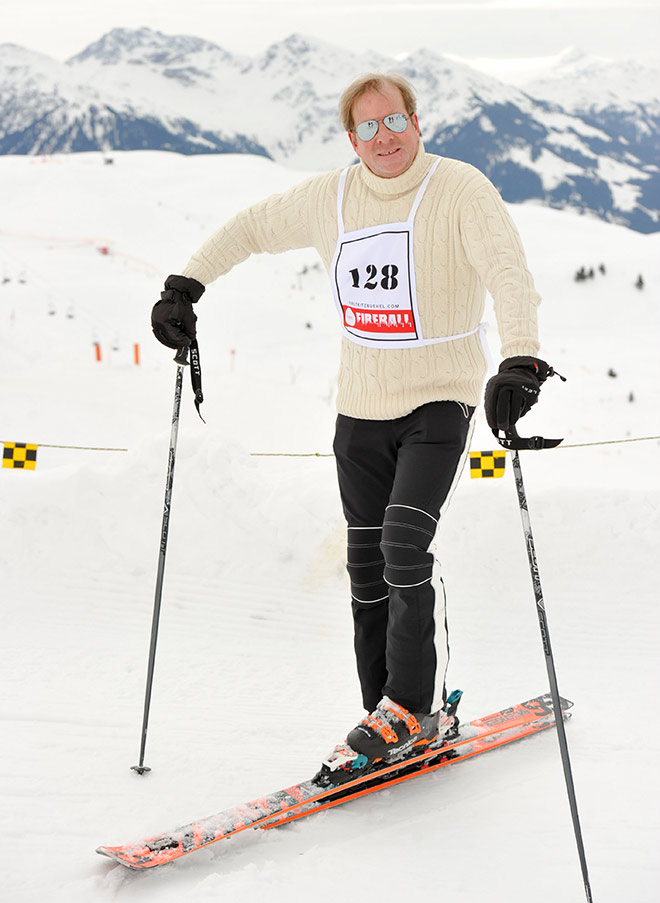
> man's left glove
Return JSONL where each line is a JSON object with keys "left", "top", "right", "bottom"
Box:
{"left": 484, "top": 356, "right": 551, "bottom": 432}
{"left": 151, "top": 274, "right": 205, "bottom": 349}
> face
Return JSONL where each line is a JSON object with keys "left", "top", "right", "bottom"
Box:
{"left": 348, "top": 83, "right": 420, "bottom": 179}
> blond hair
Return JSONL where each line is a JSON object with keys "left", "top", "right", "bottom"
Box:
{"left": 338, "top": 73, "right": 417, "bottom": 133}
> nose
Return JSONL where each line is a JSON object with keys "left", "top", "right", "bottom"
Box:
{"left": 374, "top": 120, "right": 393, "bottom": 142}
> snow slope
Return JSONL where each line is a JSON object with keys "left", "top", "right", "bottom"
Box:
{"left": 1, "top": 151, "right": 659, "bottom": 902}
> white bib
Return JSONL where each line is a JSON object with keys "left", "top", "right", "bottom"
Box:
{"left": 331, "top": 159, "right": 483, "bottom": 351}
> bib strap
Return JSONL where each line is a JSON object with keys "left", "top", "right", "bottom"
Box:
{"left": 336, "top": 167, "right": 350, "bottom": 236}
{"left": 416, "top": 323, "right": 494, "bottom": 371}
{"left": 336, "top": 158, "right": 441, "bottom": 236}
{"left": 408, "top": 158, "right": 441, "bottom": 221}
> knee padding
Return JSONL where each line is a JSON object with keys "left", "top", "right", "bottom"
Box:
{"left": 381, "top": 504, "right": 437, "bottom": 588}
{"left": 347, "top": 526, "right": 388, "bottom": 604}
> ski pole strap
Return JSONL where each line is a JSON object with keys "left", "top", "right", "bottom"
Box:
{"left": 173, "top": 340, "right": 205, "bottom": 422}
{"left": 494, "top": 425, "right": 563, "bottom": 450}
{"left": 189, "top": 339, "right": 205, "bottom": 421}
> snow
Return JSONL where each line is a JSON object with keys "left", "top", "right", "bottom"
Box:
{"left": 523, "top": 50, "right": 660, "bottom": 115}
{"left": 535, "top": 109, "right": 612, "bottom": 145}
{"left": 595, "top": 158, "right": 651, "bottom": 213}
{"left": 446, "top": 49, "right": 578, "bottom": 86}
{"left": 1, "top": 150, "right": 659, "bottom": 902}
{"left": 508, "top": 145, "right": 585, "bottom": 192}
{"left": 460, "top": 46, "right": 660, "bottom": 116}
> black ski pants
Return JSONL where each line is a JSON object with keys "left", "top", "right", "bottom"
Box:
{"left": 333, "top": 400, "right": 475, "bottom": 715}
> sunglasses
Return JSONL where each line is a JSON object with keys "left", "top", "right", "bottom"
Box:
{"left": 354, "top": 113, "right": 409, "bottom": 142}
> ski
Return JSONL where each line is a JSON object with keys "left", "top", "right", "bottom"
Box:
{"left": 97, "top": 693, "right": 572, "bottom": 870}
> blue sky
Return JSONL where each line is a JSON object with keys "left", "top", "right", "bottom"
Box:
{"left": 4, "top": 0, "right": 660, "bottom": 65}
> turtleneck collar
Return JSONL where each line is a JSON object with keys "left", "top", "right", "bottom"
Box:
{"left": 356, "top": 141, "right": 432, "bottom": 197}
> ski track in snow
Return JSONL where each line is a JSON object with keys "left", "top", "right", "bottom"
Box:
{"left": 0, "top": 151, "right": 659, "bottom": 902}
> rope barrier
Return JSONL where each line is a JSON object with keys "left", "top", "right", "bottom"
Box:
{"left": 558, "top": 435, "right": 660, "bottom": 450}
{"left": 3, "top": 435, "right": 657, "bottom": 459}
{"left": 249, "top": 435, "right": 660, "bottom": 457}
{"left": 251, "top": 452, "right": 334, "bottom": 457}
{"left": 1, "top": 441, "right": 127, "bottom": 452}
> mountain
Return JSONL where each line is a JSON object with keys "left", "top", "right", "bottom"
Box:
{"left": 524, "top": 46, "right": 660, "bottom": 116}
{"left": 390, "top": 49, "right": 659, "bottom": 235}
{"left": 0, "top": 32, "right": 269, "bottom": 157}
{"left": 522, "top": 48, "right": 660, "bottom": 228}
{"left": 0, "top": 28, "right": 658, "bottom": 233}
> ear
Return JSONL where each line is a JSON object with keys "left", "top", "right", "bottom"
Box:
{"left": 411, "top": 113, "right": 420, "bottom": 135}
{"left": 348, "top": 130, "right": 359, "bottom": 154}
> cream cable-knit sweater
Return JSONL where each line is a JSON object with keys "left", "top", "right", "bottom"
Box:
{"left": 182, "top": 143, "right": 541, "bottom": 420}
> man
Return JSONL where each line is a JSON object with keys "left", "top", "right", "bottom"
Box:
{"left": 152, "top": 73, "right": 552, "bottom": 773}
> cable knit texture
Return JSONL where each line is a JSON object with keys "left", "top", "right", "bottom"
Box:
{"left": 182, "top": 143, "right": 541, "bottom": 419}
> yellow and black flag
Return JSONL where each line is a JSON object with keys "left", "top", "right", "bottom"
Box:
{"left": 2, "top": 442, "right": 38, "bottom": 470}
{"left": 470, "top": 450, "right": 505, "bottom": 479}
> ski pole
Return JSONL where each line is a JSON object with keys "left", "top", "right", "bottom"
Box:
{"left": 501, "top": 426, "right": 594, "bottom": 903}
{"left": 132, "top": 347, "right": 188, "bottom": 774}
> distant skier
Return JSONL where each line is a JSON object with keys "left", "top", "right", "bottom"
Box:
{"left": 636, "top": 274, "right": 644, "bottom": 289}
{"left": 152, "top": 73, "right": 554, "bottom": 770}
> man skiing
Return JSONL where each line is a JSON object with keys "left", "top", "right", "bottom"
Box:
{"left": 151, "top": 73, "right": 551, "bottom": 771}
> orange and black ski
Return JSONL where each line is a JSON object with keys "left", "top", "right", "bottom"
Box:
{"left": 97, "top": 692, "right": 572, "bottom": 870}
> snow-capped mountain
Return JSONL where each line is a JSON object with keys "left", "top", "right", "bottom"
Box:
{"left": 524, "top": 47, "right": 660, "bottom": 115}
{"left": 0, "top": 28, "right": 658, "bottom": 233}
{"left": 524, "top": 49, "right": 660, "bottom": 189}
{"left": 391, "top": 50, "right": 657, "bottom": 234}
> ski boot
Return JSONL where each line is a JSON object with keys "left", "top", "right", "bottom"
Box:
{"left": 315, "top": 691, "right": 462, "bottom": 788}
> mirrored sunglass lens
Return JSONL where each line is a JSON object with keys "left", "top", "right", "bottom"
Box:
{"left": 355, "top": 114, "right": 408, "bottom": 140}
{"left": 385, "top": 114, "right": 408, "bottom": 133}
{"left": 356, "top": 120, "right": 378, "bottom": 141}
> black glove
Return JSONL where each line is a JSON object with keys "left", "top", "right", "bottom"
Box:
{"left": 484, "top": 356, "right": 551, "bottom": 432}
{"left": 151, "top": 274, "right": 205, "bottom": 350}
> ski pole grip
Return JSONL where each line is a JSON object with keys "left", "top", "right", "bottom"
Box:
{"left": 174, "top": 346, "right": 189, "bottom": 366}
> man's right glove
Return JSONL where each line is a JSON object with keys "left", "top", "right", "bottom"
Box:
{"left": 151, "top": 274, "right": 205, "bottom": 350}
{"left": 484, "top": 355, "right": 551, "bottom": 432}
